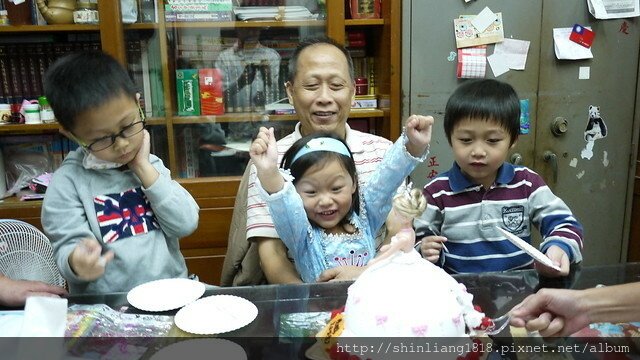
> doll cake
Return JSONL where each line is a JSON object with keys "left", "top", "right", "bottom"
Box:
{"left": 311, "top": 233, "right": 489, "bottom": 360}
{"left": 340, "top": 187, "right": 485, "bottom": 337}
{"left": 340, "top": 237, "right": 484, "bottom": 337}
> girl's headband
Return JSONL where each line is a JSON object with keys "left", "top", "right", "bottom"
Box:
{"left": 291, "top": 137, "right": 351, "bottom": 164}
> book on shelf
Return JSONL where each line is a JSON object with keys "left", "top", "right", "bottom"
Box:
{"left": 137, "top": 0, "right": 157, "bottom": 23}
{"left": 165, "top": 11, "right": 233, "bottom": 22}
{"left": 164, "top": 2, "right": 232, "bottom": 12}
{"left": 126, "top": 39, "right": 147, "bottom": 116}
{"left": 147, "top": 36, "right": 165, "bottom": 117}
{"left": 6, "top": 45, "right": 23, "bottom": 105}
{"left": 265, "top": 97, "right": 294, "bottom": 115}
{"left": 175, "top": 126, "right": 199, "bottom": 178}
{"left": 198, "top": 68, "right": 224, "bottom": 115}
{"left": 352, "top": 94, "right": 377, "bottom": 110}
{"left": 148, "top": 126, "right": 168, "bottom": 164}
{"left": 0, "top": 45, "right": 12, "bottom": 104}
{"left": 140, "top": 40, "right": 153, "bottom": 117}
{"left": 176, "top": 69, "right": 201, "bottom": 116}
{"left": 233, "top": 6, "right": 316, "bottom": 20}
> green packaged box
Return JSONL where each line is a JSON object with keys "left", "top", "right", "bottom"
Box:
{"left": 176, "top": 69, "right": 200, "bottom": 116}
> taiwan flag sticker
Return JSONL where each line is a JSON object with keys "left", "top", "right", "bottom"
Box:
{"left": 569, "top": 24, "right": 595, "bottom": 48}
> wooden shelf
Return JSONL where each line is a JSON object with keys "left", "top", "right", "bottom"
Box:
{"left": 0, "top": 117, "right": 166, "bottom": 134}
{"left": 170, "top": 109, "right": 384, "bottom": 125}
{"left": 0, "top": 123, "right": 59, "bottom": 134}
{"left": 0, "top": 196, "right": 42, "bottom": 210}
{"left": 124, "top": 23, "right": 159, "bottom": 30}
{"left": 0, "top": 24, "right": 99, "bottom": 33}
{"left": 345, "top": 19, "right": 385, "bottom": 26}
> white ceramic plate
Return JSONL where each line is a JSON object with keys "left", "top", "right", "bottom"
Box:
{"left": 127, "top": 278, "right": 205, "bottom": 312}
{"left": 496, "top": 226, "right": 561, "bottom": 271}
{"left": 174, "top": 295, "right": 258, "bottom": 335}
{"left": 149, "top": 339, "right": 247, "bottom": 360}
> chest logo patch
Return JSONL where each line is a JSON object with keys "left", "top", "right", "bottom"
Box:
{"left": 502, "top": 205, "right": 524, "bottom": 231}
{"left": 94, "top": 188, "right": 159, "bottom": 243}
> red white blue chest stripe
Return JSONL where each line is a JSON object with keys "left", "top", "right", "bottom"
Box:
{"left": 94, "top": 188, "right": 159, "bottom": 243}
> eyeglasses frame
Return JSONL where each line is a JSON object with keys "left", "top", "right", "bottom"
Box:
{"left": 72, "top": 105, "right": 147, "bottom": 152}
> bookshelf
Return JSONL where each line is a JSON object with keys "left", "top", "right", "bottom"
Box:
{"left": 0, "top": 0, "right": 401, "bottom": 285}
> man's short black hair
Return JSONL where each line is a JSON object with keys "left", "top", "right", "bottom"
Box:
{"left": 287, "top": 36, "right": 355, "bottom": 83}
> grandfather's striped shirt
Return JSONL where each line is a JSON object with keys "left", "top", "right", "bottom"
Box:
{"left": 415, "top": 162, "right": 583, "bottom": 274}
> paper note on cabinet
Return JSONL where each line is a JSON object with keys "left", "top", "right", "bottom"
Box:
{"left": 553, "top": 27, "right": 593, "bottom": 60}
{"left": 588, "top": 0, "right": 639, "bottom": 19}
{"left": 454, "top": 13, "right": 504, "bottom": 48}
{"left": 493, "top": 38, "right": 530, "bottom": 70}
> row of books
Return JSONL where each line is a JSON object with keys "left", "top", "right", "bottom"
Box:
{"left": 0, "top": 41, "right": 101, "bottom": 105}
{"left": 163, "top": 0, "right": 321, "bottom": 22}
{"left": 126, "top": 36, "right": 165, "bottom": 118}
{"left": 0, "top": 37, "right": 163, "bottom": 116}
{"left": 164, "top": 0, "right": 233, "bottom": 22}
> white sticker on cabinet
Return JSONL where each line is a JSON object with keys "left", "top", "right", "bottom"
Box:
{"left": 569, "top": 158, "right": 578, "bottom": 167}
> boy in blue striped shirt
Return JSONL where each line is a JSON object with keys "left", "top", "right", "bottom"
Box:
{"left": 415, "top": 79, "right": 583, "bottom": 276}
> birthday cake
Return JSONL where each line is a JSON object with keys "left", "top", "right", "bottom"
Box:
{"left": 342, "top": 239, "right": 485, "bottom": 337}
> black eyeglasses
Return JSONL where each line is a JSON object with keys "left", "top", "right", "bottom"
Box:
{"left": 82, "top": 119, "right": 146, "bottom": 152}
{"left": 75, "top": 106, "right": 147, "bottom": 152}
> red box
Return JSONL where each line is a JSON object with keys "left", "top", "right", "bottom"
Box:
{"left": 198, "top": 68, "right": 224, "bottom": 115}
{"left": 349, "top": 0, "right": 381, "bottom": 19}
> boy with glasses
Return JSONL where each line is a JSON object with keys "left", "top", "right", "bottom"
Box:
{"left": 41, "top": 51, "right": 199, "bottom": 295}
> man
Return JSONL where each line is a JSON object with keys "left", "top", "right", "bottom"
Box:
{"left": 221, "top": 37, "right": 393, "bottom": 285}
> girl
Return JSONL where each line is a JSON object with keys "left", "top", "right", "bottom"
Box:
{"left": 249, "top": 115, "right": 433, "bottom": 282}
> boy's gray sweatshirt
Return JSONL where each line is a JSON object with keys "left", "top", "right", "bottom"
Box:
{"left": 42, "top": 148, "right": 199, "bottom": 295}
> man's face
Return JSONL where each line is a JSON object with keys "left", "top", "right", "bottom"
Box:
{"left": 286, "top": 44, "right": 355, "bottom": 138}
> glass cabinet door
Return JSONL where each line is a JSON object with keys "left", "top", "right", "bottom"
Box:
{"left": 165, "top": 4, "right": 326, "bottom": 179}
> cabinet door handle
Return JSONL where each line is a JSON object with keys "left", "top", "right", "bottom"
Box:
{"left": 510, "top": 153, "right": 523, "bottom": 165}
{"left": 543, "top": 151, "right": 558, "bottom": 183}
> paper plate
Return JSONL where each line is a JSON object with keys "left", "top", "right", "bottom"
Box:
{"left": 150, "top": 339, "right": 246, "bottom": 360}
{"left": 127, "top": 278, "right": 206, "bottom": 312}
{"left": 174, "top": 295, "right": 258, "bottom": 335}
{"left": 496, "top": 226, "right": 562, "bottom": 271}
{"left": 305, "top": 340, "right": 330, "bottom": 360}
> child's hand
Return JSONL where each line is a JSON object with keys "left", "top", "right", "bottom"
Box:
{"left": 69, "top": 238, "right": 114, "bottom": 281}
{"left": 536, "top": 245, "right": 570, "bottom": 277}
{"left": 418, "top": 235, "right": 448, "bottom": 263}
{"left": 317, "top": 266, "right": 365, "bottom": 282}
{"left": 250, "top": 127, "right": 278, "bottom": 173}
{"left": 404, "top": 114, "right": 434, "bottom": 157}
{"left": 250, "top": 127, "right": 283, "bottom": 194}
{"left": 128, "top": 129, "right": 159, "bottom": 188}
{"left": 128, "top": 129, "right": 151, "bottom": 169}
